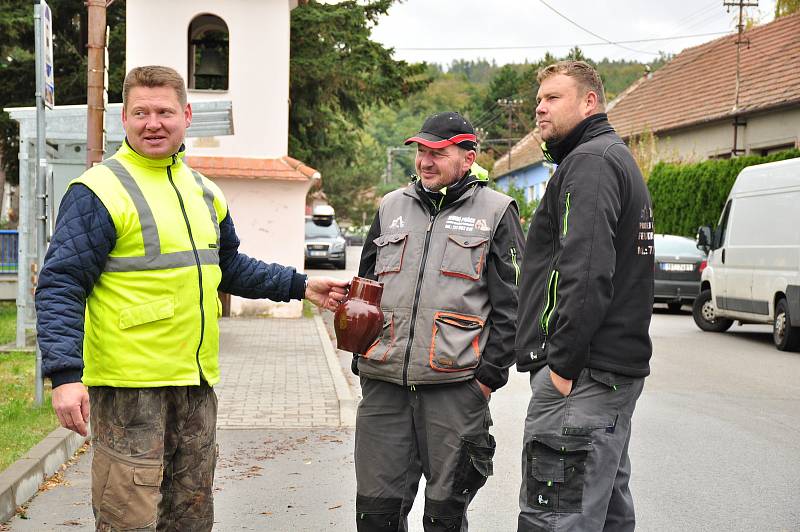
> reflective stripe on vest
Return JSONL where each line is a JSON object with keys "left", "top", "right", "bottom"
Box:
{"left": 192, "top": 170, "right": 221, "bottom": 244}
{"left": 101, "top": 159, "right": 219, "bottom": 272}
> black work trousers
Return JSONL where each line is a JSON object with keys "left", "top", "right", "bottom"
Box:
{"left": 355, "top": 377, "right": 495, "bottom": 532}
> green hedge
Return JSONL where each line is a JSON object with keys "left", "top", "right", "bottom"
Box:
{"left": 647, "top": 149, "right": 800, "bottom": 237}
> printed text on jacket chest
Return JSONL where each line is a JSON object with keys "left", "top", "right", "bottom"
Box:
{"left": 444, "top": 215, "right": 490, "bottom": 232}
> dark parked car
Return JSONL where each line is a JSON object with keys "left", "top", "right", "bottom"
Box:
{"left": 304, "top": 217, "right": 347, "bottom": 269}
{"left": 343, "top": 226, "right": 367, "bottom": 246}
{"left": 654, "top": 234, "right": 707, "bottom": 312}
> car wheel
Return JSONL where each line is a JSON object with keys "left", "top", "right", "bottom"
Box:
{"left": 667, "top": 302, "right": 683, "bottom": 313}
{"left": 335, "top": 251, "right": 347, "bottom": 270}
{"left": 692, "top": 289, "right": 733, "bottom": 332}
{"left": 773, "top": 298, "right": 800, "bottom": 351}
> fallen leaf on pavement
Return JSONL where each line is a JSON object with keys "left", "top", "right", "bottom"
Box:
{"left": 328, "top": 504, "right": 342, "bottom": 510}
{"left": 39, "top": 469, "right": 69, "bottom": 492}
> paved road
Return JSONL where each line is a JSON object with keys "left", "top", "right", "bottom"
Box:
{"left": 316, "top": 247, "right": 800, "bottom": 530}
{"left": 304, "top": 245, "right": 363, "bottom": 282}
{"left": 5, "top": 242, "right": 799, "bottom": 530}
{"left": 400, "top": 310, "right": 799, "bottom": 531}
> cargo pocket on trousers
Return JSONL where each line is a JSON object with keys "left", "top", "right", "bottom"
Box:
{"left": 453, "top": 433, "right": 496, "bottom": 496}
{"left": 525, "top": 434, "right": 592, "bottom": 513}
{"left": 93, "top": 443, "right": 163, "bottom": 529}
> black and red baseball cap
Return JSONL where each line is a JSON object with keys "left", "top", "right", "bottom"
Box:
{"left": 404, "top": 112, "right": 477, "bottom": 150}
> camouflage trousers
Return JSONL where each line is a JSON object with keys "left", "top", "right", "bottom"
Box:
{"left": 88, "top": 383, "right": 218, "bottom": 532}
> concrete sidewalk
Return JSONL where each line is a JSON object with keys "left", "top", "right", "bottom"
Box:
{"left": 1, "top": 314, "right": 359, "bottom": 531}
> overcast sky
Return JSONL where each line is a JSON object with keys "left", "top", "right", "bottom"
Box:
{"left": 370, "top": 0, "right": 777, "bottom": 66}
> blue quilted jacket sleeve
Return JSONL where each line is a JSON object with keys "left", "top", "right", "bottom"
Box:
{"left": 218, "top": 212, "right": 307, "bottom": 301}
{"left": 36, "top": 184, "right": 116, "bottom": 387}
{"left": 36, "top": 188, "right": 305, "bottom": 388}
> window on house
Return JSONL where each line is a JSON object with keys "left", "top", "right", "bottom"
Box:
{"left": 757, "top": 143, "right": 795, "bottom": 157}
{"left": 708, "top": 151, "right": 732, "bottom": 160}
{"left": 188, "top": 14, "right": 229, "bottom": 91}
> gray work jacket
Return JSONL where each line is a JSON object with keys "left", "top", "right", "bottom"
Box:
{"left": 357, "top": 183, "right": 513, "bottom": 386}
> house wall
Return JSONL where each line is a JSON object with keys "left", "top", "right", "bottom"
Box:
{"left": 127, "top": 1, "right": 308, "bottom": 318}
{"left": 126, "top": 0, "right": 291, "bottom": 158}
{"left": 215, "top": 177, "right": 312, "bottom": 317}
{"left": 655, "top": 107, "right": 800, "bottom": 162}
{"left": 494, "top": 163, "right": 552, "bottom": 202}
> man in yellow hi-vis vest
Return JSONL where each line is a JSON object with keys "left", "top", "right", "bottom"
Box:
{"left": 35, "top": 66, "right": 348, "bottom": 531}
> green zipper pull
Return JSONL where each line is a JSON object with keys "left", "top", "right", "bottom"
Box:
{"left": 562, "top": 192, "right": 571, "bottom": 237}
{"left": 510, "top": 247, "right": 520, "bottom": 285}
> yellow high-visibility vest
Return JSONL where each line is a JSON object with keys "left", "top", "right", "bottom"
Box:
{"left": 72, "top": 142, "right": 227, "bottom": 387}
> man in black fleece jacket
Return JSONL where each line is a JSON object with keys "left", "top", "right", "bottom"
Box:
{"left": 515, "top": 61, "right": 654, "bottom": 531}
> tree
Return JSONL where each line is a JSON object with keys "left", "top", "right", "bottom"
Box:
{"left": 0, "top": 0, "right": 125, "bottom": 186}
{"left": 775, "top": 0, "right": 800, "bottom": 17}
{"left": 628, "top": 127, "right": 658, "bottom": 182}
{"left": 501, "top": 183, "right": 538, "bottom": 233}
{"left": 0, "top": 0, "right": 36, "bottom": 188}
{"left": 475, "top": 64, "right": 524, "bottom": 141}
{"left": 288, "top": 0, "right": 431, "bottom": 224}
{"left": 289, "top": 0, "right": 428, "bottom": 169}
{"left": 449, "top": 59, "right": 498, "bottom": 84}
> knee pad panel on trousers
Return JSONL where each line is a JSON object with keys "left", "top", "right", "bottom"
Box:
{"left": 423, "top": 497, "right": 464, "bottom": 531}
{"left": 356, "top": 494, "right": 403, "bottom": 531}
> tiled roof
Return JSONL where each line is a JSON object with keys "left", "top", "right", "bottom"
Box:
{"left": 491, "top": 129, "right": 545, "bottom": 179}
{"left": 184, "top": 156, "right": 320, "bottom": 181}
{"left": 608, "top": 12, "right": 800, "bottom": 138}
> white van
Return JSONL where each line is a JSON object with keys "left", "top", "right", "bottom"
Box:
{"left": 693, "top": 157, "right": 800, "bottom": 351}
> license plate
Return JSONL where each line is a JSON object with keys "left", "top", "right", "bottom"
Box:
{"left": 309, "top": 250, "right": 327, "bottom": 257}
{"left": 660, "top": 263, "right": 694, "bottom": 272}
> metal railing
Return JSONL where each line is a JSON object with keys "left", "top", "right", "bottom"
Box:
{"left": 0, "top": 230, "right": 19, "bottom": 273}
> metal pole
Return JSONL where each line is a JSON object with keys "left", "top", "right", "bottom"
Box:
{"left": 33, "top": 1, "right": 47, "bottom": 405}
{"left": 15, "top": 141, "right": 29, "bottom": 349}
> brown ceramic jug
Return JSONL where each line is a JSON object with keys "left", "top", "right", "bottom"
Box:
{"left": 334, "top": 277, "right": 384, "bottom": 354}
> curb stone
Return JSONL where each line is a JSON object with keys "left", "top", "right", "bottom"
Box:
{"left": 0, "top": 314, "right": 355, "bottom": 525}
{"left": 0, "top": 427, "right": 87, "bottom": 523}
{"left": 313, "top": 313, "right": 357, "bottom": 427}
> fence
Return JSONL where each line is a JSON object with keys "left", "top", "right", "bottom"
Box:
{"left": 0, "top": 230, "right": 19, "bottom": 273}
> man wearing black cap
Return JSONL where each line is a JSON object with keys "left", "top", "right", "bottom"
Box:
{"left": 353, "top": 112, "right": 525, "bottom": 531}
